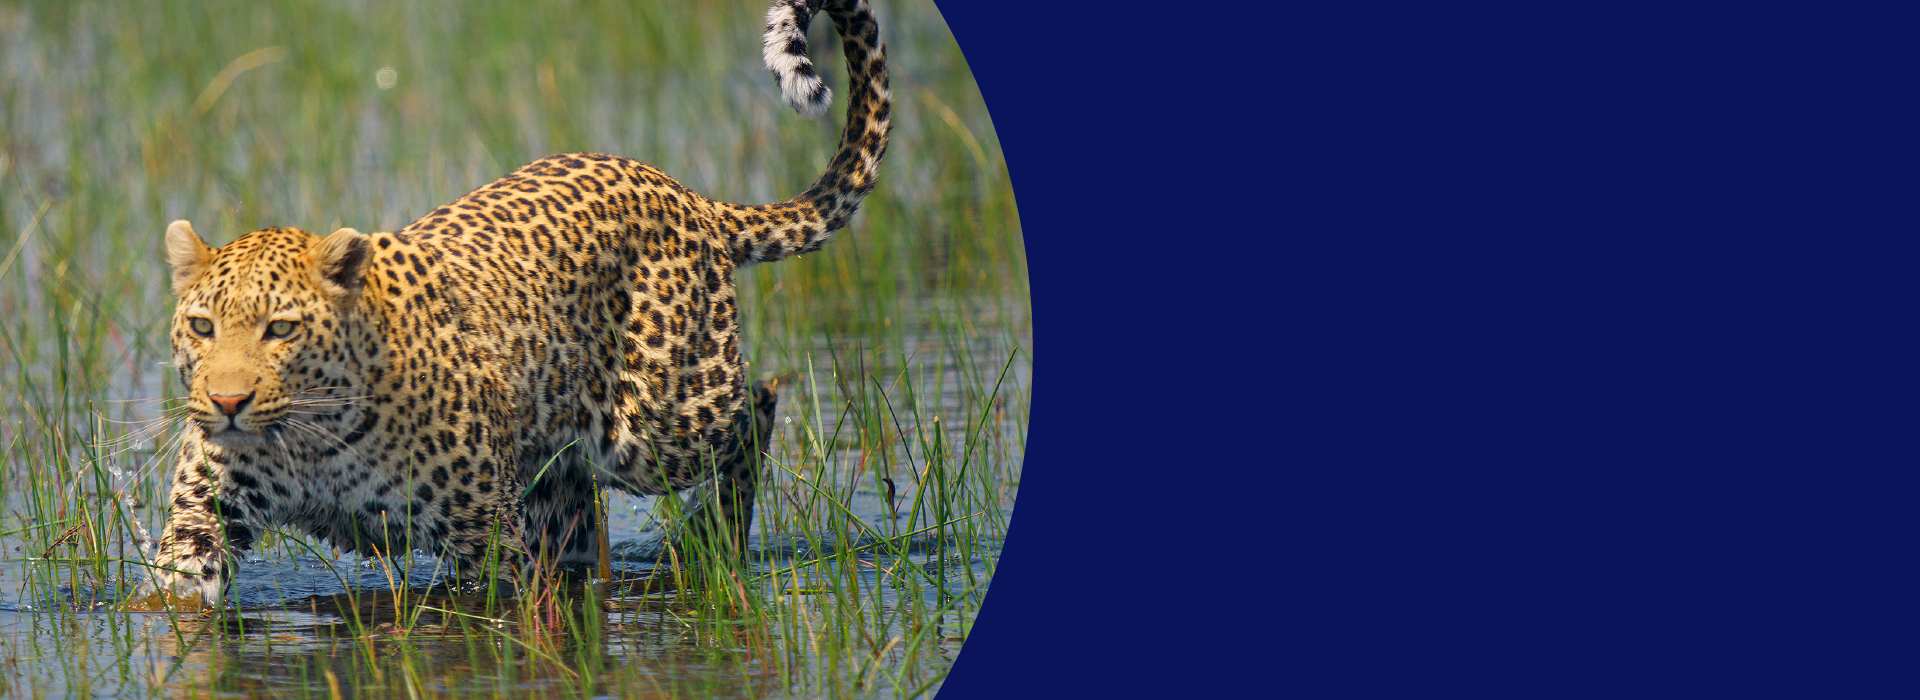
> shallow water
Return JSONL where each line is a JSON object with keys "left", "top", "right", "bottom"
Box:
{"left": 0, "top": 553, "right": 989, "bottom": 698}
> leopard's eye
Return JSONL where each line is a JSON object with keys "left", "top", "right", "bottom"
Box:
{"left": 266, "top": 320, "right": 297, "bottom": 338}
{"left": 189, "top": 318, "right": 213, "bottom": 336}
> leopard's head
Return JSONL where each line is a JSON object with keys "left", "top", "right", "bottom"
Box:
{"left": 164, "top": 220, "right": 371, "bottom": 443}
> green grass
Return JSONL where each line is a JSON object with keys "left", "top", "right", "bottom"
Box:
{"left": 0, "top": 0, "right": 1027, "bottom": 697}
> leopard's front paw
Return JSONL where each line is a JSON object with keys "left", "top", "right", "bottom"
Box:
{"left": 132, "top": 558, "right": 228, "bottom": 611}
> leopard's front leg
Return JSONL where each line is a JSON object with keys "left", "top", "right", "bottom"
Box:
{"left": 439, "top": 436, "right": 532, "bottom": 585}
{"left": 146, "top": 440, "right": 265, "bottom": 609}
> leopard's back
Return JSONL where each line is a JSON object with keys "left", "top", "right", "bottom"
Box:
{"left": 371, "top": 154, "right": 759, "bottom": 483}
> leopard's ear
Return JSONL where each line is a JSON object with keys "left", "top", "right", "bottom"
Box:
{"left": 308, "top": 228, "right": 371, "bottom": 302}
{"left": 165, "top": 220, "right": 214, "bottom": 297}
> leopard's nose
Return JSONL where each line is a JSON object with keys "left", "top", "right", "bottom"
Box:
{"left": 209, "top": 392, "right": 254, "bottom": 417}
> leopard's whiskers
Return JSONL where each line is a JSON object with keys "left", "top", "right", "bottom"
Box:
{"left": 283, "top": 418, "right": 372, "bottom": 469}
{"left": 289, "top": 387, "right": 368, "bottom": 405}
{"left": 120, "top": 414, "right": 195, "bottom": 490}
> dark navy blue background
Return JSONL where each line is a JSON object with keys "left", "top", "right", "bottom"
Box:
{"left": 935, "top": 2, "right": 1910, "bottom": 697}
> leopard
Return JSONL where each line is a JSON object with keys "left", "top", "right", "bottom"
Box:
{"left": 145, "top": 0, "right": 888, "bottom": 608}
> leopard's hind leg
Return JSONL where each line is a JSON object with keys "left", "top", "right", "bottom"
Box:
{"left": 681, "top": 380, "right": 779, "bottom": 557}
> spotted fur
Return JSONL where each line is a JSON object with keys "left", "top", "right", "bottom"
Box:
{"left": 146, "top": 0, "right": 889, "bottom": 607}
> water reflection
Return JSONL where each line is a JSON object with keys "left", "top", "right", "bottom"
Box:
{"left": 0, "top": 549, "right": 986, "bottom": 698}
{"left": 136, "top": 591, "right": 778, "bottom": 698}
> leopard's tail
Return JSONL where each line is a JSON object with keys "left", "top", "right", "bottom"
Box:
{"left": 725, "top": 0, "right": 890, "bottom": 267}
